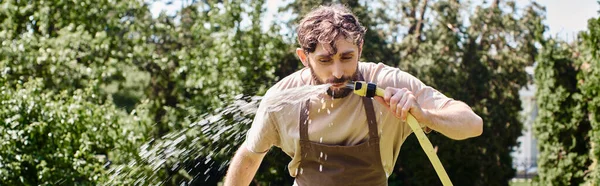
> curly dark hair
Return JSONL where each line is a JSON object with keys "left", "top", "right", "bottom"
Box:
{"left": 296, "top": 4, "right": 367, "bottom": 55}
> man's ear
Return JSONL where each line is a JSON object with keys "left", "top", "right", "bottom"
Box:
{"left": 358, "top": 41, "right": 364, "bottom": 59}
{"left": 296, "top": 48, "right": 309, "bottom": 67}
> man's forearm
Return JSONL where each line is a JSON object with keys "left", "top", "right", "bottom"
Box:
{"left": 423, "top": 101, "right": 483, "bottom": 140}
{"left": 224, "top": 143, "right": 267, "bottom": 186}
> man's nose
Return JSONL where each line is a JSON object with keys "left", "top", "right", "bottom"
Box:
{"left": 332, "top": 61, "right": 344, "bottom": 79}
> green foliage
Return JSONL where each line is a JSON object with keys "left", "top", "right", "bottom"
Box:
{"left": 0, "top": 0, "right": 152, "bottom": 184}
{"left": 1, "top": 0, "right": 289, "bottom": 184}
{"left": 532, "top": 15, "right": 600, "bottom": 185}
{"left": 530, "top": 14, "right": 600, "bottom": 186}
{"left": 580, "top": 16, "right": 600, "bottom": 184}
{"left": 388, "top": 1, "right": 545, "bottom": 185}
{"left": 0, "top": 79, "right": 145, "bottom": 185}
{"left": 114, "top": 1, "right": 292, "bottom": 184}
{"left": 533, "top": 39, "right": 591, "bottom": 185}
{"left": 0, "top": 0, "right": 147, "bottom": 93}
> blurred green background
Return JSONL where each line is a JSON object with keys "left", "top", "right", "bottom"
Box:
{"left": 1, "top": 0, "right": 599, "bottom": 185}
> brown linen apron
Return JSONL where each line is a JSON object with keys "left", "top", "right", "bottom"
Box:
{"left": 294, "top": 97, "right": 387, "bottom": 186}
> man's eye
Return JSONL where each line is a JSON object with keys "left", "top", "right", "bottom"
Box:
{"left": 319, "top": 59, "right": 332, "bottom": 63}
{"left": 342, "top": 56, "right": 353, "bottom": 60}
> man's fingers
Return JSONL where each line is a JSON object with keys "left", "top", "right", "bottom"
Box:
{"left": 374, "top": 96, "right": 387, "bottom": 107}
{"left": 380, "top": 87, "right": 420, "bottom": 122}
{"left": 398, "top": 90, "right": 409, "bottom": 116}
{"left": 383, "top": 87, "right": 394, "bottom": 103}
{"left": 389, "top": 91, "right": 403, "bottom": 115}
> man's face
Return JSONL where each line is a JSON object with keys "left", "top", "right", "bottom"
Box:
{"left": 302, "top": 38, "right": 361, "bottom": 98}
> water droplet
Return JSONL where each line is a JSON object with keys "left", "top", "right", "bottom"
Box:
{"left": 320, "top": 152, "right": 323, "bottom": 158}
{"left": 319, "top": 137, "right": 323, "bottom": 143}
{"left": 308, "top": 120, "right": 312, "bottom": 125}
{"left": 327, "top": 109, "right": 331, "bottom": 114}
{"left": 318, "top": 108, "right": 321, "bottom": 113}
{"left": 319, "top": 165, "right": 323, "bottom": 172}
{"left": 103, "top": 85, "right": 336, "bottom": 184}
{"left": 325, "top": 154, "right": 328, "bottom": 160}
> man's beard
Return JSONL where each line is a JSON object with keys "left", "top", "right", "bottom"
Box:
{"left": 309, "top": 65, "right": 360, "bottom": 99}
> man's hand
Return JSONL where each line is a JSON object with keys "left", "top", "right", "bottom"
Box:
{"left": 374, "top": 87, "right": 483, "bottom": 140}
{"left": 374, "top": 87, "right": 431, "bottom": 126}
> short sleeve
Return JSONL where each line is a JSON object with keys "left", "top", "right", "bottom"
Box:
{"left": 370, "top": 63, "right": 453, "bottom": 111}
{"left": 368, "top": 63, "right": 453, "bottom": 134}
{"left": 245, "top": 102, "right": 280, "bottom": 154}
{"left": 414, "top": 85, "right": 453, "bottom": 110}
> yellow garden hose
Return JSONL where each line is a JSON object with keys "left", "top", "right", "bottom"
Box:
{"left": 346, "top": 81, "right": 453, "bottom": 186}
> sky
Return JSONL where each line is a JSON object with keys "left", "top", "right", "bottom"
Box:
{"left": 149, "top": 0, "right": 600, "bottom": 41}
{"left": 517, "top": 0, "right": 599, "bottom": 40}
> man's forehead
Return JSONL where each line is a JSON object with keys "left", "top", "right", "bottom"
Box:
{"left": 314, "top": 49, "right": 356, "bottom": 57}
{"left": 312, "top": 37, "right": 359, "bottom": 56}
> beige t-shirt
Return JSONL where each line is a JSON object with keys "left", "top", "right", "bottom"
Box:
{"left": 245, "top": 62, "right": 452, "bottom": 177}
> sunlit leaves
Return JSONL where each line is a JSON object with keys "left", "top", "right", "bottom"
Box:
{"left": 0, "top": 79, "right": 141, "bottom": 185}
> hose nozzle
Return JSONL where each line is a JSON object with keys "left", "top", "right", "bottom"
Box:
{"left": 345, "top": 81, "right": 385, "bottom": 98}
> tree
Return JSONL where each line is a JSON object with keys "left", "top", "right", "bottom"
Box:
{"left": 530, "top": 15, "right": 599, "bottom": 185}
{"left": 532, "top": 12, "right": 600, "bottom": 185}
{"left": 102, "top": 0, "right": 295, "bottom": 184}
{"left": 533, "top": 38, "right": 591, "bottom": 185}
{"left": 0, "top": 0, "right": 152, "bottom": 184}
{"left": 386, "top": 1, "right": 546, "bottom": 185}
{"left": 581, "top": 16, "right": 600, "bottom": 184}
{"left": 0, "top": 78, "right": 147, "bottom": 185}
{"left": 0, "top": 0, "right": 148, "bottom": 94}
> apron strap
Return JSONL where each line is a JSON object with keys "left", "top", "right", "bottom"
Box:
{"left": 299, "top": 99, "right": 310, "bottom": 141}
{"left": 361, "top": 97, "right": 379, "bottom": 140}
{"left": 357, "top": 72, "right": 380, "bottom": 139}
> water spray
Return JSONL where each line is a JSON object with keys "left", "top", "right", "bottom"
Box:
{"left": 346, "top": 81, "right": 453, "bottom": 186}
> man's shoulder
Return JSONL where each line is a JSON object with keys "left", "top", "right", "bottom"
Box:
{"left": 358, "top": 61, "right": 379, "bottom": 69}
{"left": 358, "top": 62, "right": 400, "bottom": 82}
{"left": 358, "top": 61, "right": 400, "bottom": 73}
